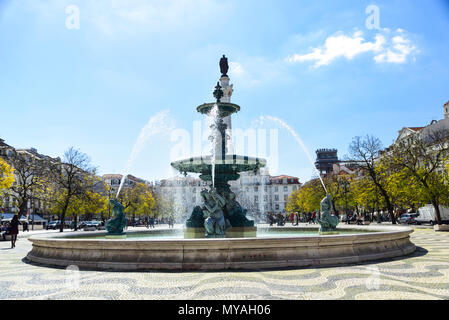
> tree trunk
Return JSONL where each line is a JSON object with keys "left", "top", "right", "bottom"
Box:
{"left": 19, "top": 200, "right": 27, "bottom": 218}
{"left": 59, "top": 200, "right": 69, "bottom": 233}
{"left": 74, "top": 215, "right": 78, "bottom": 231}
{"left": 432, "top": 200, "right": 442, "bottom": 225}
{"left": 378, "top": 187, "right": 396, "bottom": 224}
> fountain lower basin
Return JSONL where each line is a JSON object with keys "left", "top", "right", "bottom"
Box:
{"left": 26, "top": 225, "right": 415, "bottom": 271}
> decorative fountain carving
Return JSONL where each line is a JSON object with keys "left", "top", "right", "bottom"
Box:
{"left": 317, "top": 194, "right": 340, "bottom": 234}
{"left": 106, "top": 199, "right": 128, "bottom": 236}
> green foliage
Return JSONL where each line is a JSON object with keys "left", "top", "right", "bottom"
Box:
{"left": 0, "top": 158, "right": 14, "bottom": 191}
{"left": 118, "top": 182, "right": 155, "bottom": 217}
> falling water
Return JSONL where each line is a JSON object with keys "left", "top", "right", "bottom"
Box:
{"left": 116, "top": 110, "right": 175, "bottom": 198}
{"left": 208, "top": 104, "right": 219, "bottom": 188}
{"left": 258, "top": 115, "right": 328, "bottom": 194}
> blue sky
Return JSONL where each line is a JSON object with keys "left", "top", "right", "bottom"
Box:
{"left": 1, "top": 0, "right": 449, "bottom": 183}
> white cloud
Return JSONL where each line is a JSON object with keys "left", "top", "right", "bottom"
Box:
{"left": 287, "top": 29, "right": 417, "bottom": 67}
{"left": 374, "top": 33, "right": 416, "bottom": 64}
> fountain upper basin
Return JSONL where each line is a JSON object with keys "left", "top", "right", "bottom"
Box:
{"left": 171, "top": 154, "right": 266, "bottom": 178}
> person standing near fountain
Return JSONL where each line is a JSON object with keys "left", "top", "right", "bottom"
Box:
{"left": 9, "top": 214, "right": 19, "bottom": 248}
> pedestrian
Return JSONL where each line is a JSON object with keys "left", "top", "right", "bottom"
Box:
{"left": 9, "top": 215, "right": 19, "bottom": 248}
{"left": 312, "top": 211, "right": 317, "bottom": 224}
{"left": 22, "top": 221, "right": 29, "bottom": 232}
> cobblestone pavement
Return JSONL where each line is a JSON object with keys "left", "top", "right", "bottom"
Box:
{"left": 1, "top": 228, "right": 448, "bottom": 300}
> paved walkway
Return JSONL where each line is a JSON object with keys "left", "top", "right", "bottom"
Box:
{"left": 1, "top": 227, "right": 448, "bottom": 300}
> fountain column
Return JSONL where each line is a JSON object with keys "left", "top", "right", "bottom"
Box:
{"left": 219, "top": 62, "right": 234, "bottom": 155}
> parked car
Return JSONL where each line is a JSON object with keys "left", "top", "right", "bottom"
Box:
{"left": 46, "top": 221, "right": 61, "bottom": 230}
{"left": 416, "top": 205, "right": 449, "bottom": 225}
{"left": 83, "top": 220, "right": 104, "bottom": 231}
{"left": 77, "top": 221, "right": 88, "bottom": 229}
{"left": 398, "top": 213, "right": 418, "bottom": 224}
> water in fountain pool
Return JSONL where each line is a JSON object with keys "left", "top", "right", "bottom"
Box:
{"left": 74, "top": 227, "right": 379, "bottom": 240}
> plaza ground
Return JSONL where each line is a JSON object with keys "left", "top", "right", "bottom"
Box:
{"left": 1, "top": 225, "right": 448, "bottom": 300}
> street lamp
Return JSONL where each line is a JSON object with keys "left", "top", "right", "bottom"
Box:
{"left": 339, "top": 178, "right": 350, "bottom": 222}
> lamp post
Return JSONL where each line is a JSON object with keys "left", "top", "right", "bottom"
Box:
{"left": 339, "top": 178, "right": 350, "bottom": 221}
{"left": 108, "top": 187, "right": 111, "bottom": 220}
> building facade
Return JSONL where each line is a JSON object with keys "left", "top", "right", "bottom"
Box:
{"left": 0, "top": 139, "right": 60, "bottom": 217}
{"left": 149, "top": 169, "right": 302, "bottom": 222}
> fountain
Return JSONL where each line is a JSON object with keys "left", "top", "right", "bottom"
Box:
{"left": 171, "top": 56, "right": 265, "bottom": 238}
{"left": 25, "top": 55, "right": 416, "bottom": 271}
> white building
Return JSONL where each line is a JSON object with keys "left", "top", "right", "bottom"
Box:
{"left": 151, "top": 169, "right": 302, "bottom": 222}
{"left": 102, "top": 174, "right": 148, "bottom": 196}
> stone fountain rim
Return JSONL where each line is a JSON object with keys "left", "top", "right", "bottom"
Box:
{"left": 27, "top": 225, "right": 413, "bottom": 243}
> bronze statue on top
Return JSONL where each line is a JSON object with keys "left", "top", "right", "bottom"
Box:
{"left": 219, "top": 54, "right": 229, "bottom": 77}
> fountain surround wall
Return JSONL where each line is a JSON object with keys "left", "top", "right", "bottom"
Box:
{"left": 26, "top": 225, "right": 415, "bottom": 271}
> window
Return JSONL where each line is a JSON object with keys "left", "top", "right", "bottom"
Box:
{"left": 246, "top": 187, "right": 249, "bottom": 192}
{"left": 275, "top": 204, "right": 279, "bottom": 210}
{"left": 284, "top": 194, "right": 288, "bottom": 201}
{"left": 283, "top": 178, "right": 287, "bottom": 184}
{"left": 275, "top": 195, "right": 279, "bottom": 201}
{"left": 254, "top": 186, "right": 258, "bottom": 192}
{"left": 274, "top": 186, "right": 278, "bottom": 192}
{"left": 264, "top": 195, "right": 268, "bottom": 201}
{"left": 254, "top": 196, "right": 258, "bottom": 202}
{"left": 264, "top": 186, "right": 268, "bottom": 192}
{"left": 283, "top": 186, "right": 288, "bottom": 192}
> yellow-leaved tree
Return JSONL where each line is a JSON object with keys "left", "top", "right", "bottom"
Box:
{"left": 119, "top": 182, "right": 155, "bottom": 223}
{"left": 0, "top": 158, "right": 15, "bottom": 209}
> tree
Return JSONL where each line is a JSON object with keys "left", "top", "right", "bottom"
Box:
{"left": 388, "top": 129, "right": 449, "bottom": 225}
{"left": 152, "top": 192, "right": 175, "bottom": 220}
{"left": 3, "top": 151, "right": 50, "bottom": 218}
{"left": 0, "top": 158, "right": 15, "bottom": 211}
{"left": 48, "top": 147, "right": 97, "bottom": 232}
{"left": 286, "top": 179, "right": 325, "bottom": 214}
{"left": 0, "top": 158, "right": 14, "bottom": 191}
{"left": 118, "top": 182, "right": 155, "bottom": 223}
{"left": 349, "top": 135, "right": 397, "bottom": 223}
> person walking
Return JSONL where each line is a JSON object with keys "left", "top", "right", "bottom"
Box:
{"left": 9, "top": 215, "right": 19, "bottom": 248}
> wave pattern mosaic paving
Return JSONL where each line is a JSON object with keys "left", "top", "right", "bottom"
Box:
{"left": 1, "top": 229, "right": 448, "bottom": 300}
